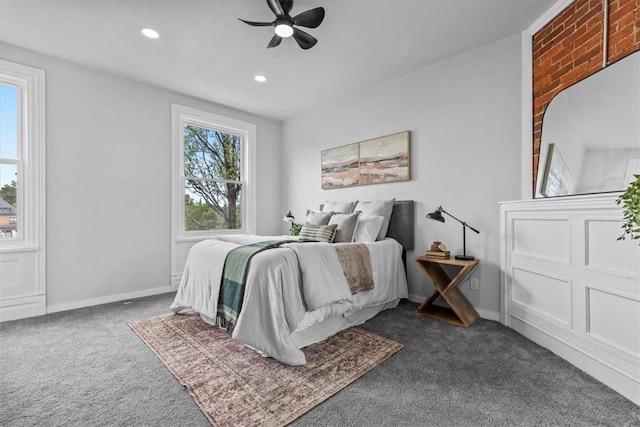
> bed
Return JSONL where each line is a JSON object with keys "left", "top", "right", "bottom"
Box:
{"left": 170, "top": 200, "right": 414, "bottom": 366}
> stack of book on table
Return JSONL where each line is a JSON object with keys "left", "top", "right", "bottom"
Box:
{"left": 425, "top": 250, "right": 450, "bottom": 259}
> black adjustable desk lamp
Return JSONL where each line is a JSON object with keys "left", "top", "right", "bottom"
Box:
{"left": 426, "top": 206, "right": 480, "bottom": 261}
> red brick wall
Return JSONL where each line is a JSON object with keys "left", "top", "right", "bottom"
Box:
{"left": 531, "top": 0, "right": 639, "bottom": 194}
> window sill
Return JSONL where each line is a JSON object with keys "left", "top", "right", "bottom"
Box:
{"left": 0, "top": 244, "right": 40, "bottom": 254}
{"left": 175, "top": 230, "right": 246, "bottom": 243}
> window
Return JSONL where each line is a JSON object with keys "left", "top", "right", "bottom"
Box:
{"left": 171, "top": 104, "right": 256, "bottom": 286}
{"left": 172, "top": 105, "right": 256, "bottom": 239}
{"left": 0, "top": 60, "right": 45, "bottom": 247}
{"left": 0, "top": 60, "right": 46, "bottom": 320}
{"left": 0, "top": 84, "right": 20, "bottom": 239}
{"left": 183, "top": 125, "right": 243, "bottom": 231}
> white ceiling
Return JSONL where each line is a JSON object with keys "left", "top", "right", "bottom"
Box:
{"left": 0, "top": 0, "right": 554, "bottom": 121}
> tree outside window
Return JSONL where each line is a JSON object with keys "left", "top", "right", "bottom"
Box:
{"left": 0, "top": 180, "right": 16, "bottom": 206}
{"left": 183, "top": 125, "right": 243, "bottom": 232}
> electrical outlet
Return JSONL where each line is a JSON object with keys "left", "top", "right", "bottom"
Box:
{"left": 470, "top": 278, "right": 479, "bottom": 290}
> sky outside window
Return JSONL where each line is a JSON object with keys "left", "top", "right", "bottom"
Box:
{"left": 0, "top": 84, "right": 18, "bottom": 189}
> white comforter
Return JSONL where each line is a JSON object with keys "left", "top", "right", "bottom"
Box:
{"left": 170, "top": 234, "right": 408, "bottom": 365}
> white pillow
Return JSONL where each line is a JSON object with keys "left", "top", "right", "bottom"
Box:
{"left": 353, "top": 215, "right": 385, "bottom": 243}
{"left": 321, "top": 201, "right": 357, "bottom": 214}
{"left": 354, "top": 199, "right": 395, "bottom": 240}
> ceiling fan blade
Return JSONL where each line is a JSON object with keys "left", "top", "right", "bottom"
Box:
{"left": 292, "top": 28, "right": 317, "bottom": 50}
{"left": 280, "top": 0, "right": 294, "bottom": 15}
{"left": 266, "top": 0, "right": 285, "bottom": 16}
{"left": 267, "top": 34, "right": 283, "bottom": 49}
{"left": 238, "top": 18, "right": 273, "bottom": 27}
{"left": 293, "top": 7, "right": 325, "bottom": 28}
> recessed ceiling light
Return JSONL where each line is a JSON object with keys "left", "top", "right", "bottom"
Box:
{"left": 254, "top": 75, "right": 268, "bottom": 83}
{"left": 141, "top": 28, "right": 160, "bottom": 39}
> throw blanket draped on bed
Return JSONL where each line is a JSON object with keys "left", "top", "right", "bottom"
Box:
{"left": 334, "top": 243, "right": 374, "bottom": 294}
{"left": 285, "top": 242, "right": 375, "bottom": 311}
{"left": 220, "top": 240, "right": 375, "bottom": 332}
{"left": 218, "top": 240, "right": 294, "bottom": 332}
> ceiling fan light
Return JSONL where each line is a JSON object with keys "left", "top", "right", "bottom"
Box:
{"left": 275, "top": 24, "right": 293, "bottom": 38}
{"left": 140, "top": 27, "right": 160, "bottom": 39}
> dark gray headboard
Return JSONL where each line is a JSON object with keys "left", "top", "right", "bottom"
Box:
{"left": 387, "top": 200, "right": 414, "bottom": 251}
{"left": 319, "top": 200, "right": 414, "bottom": 251}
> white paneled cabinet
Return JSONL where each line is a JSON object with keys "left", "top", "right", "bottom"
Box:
{"left": 500, "top": 194, "right": 640, "bottom": 405}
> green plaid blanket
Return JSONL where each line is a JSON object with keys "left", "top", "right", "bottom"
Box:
{"left": 217, "top": 240, "right": 294, "bottom": 333}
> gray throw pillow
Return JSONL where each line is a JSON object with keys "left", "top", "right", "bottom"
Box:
{"left": 305, "top": 209, "right": 332, "bottom": 225}
{"left": 328, "top": 212, "right": 361, "bottom": 243}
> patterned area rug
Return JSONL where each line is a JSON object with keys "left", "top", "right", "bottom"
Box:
{"left": 129, "top": 312, "right": 403, "bottom": 427}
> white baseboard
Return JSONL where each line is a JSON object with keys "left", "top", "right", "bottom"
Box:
{"left": 0, "top": 294, "right": 46, "bottom": 322}
{"left": 510, "top": 315, "right": 640, "bottom": 406}
{"left": 407, "top": 294, "right": 500, "bottom": 322}
{"left": 407, "top": 293, "right": 424, "bottom": 304}
{"left": 46, "top": 286, "right": 175, "bottom": 315}
{"left": 477, "top": 308, "right": 500, "bottom": 322}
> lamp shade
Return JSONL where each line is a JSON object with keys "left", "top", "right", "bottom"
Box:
{"left": 283, "top": 211, "right": 295, "bottom": 223}
{"left": 426, "top": 207, "right": 445, "bottom": 223}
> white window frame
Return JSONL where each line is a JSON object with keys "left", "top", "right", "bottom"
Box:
{"left": 170, "top": 104, "right": 256, "bottom": 286}
{"left": 0, "top": 60, "right": 46, "bottom": 252}
{"left": 0, "top": 60, "right": 46, "bottom": 320}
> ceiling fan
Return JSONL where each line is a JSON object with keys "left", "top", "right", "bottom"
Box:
{"left": 238, "top": 0, "right": 325, "bottom": 50}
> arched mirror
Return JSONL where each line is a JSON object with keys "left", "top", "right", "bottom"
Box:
{"left": 535, "top": 51, "right": 640, "bottom": 198}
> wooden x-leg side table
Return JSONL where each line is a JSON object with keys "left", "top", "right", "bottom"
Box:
{"left": 414, "top": 256, "right": 480, "bottom": 327}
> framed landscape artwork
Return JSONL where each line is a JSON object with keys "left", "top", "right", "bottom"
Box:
{"left": 541, "top": 143, "right": 572, "bottom": 197}
{"left": 321, "top": 143, "right": 360, "bottom": 189}
{"left": 321, "top": 131, "right": 410, "bottom": 189}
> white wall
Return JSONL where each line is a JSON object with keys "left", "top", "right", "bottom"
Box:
{"left": 280, "top": 34, "right": 524, "bottom": 317}
{"left": 0, "top": 43, "right": 282, "bottom": 311}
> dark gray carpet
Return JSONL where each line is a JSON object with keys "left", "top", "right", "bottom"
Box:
{"left": 1, "top": 293, "right": 638, "bottom": 426}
